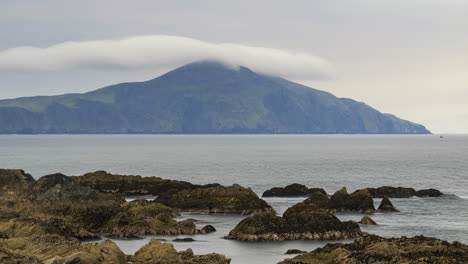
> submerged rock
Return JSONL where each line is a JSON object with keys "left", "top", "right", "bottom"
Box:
{"left": 378, "top": 197, "right": 399, "bottom": 212}
{"left": 278, "top": 234, "right": 468, "bottom": 264}
{"left": 358, "top": 216, "right": 377, "bottom": 225}
{"left": 262, "top": 184, "right": 327, "bottom": 197}
{"left": 155, "top": 184, "right": 273, "bottom": 214}
{"left": 225, "top": 202, "right": 361, "bottom": 241}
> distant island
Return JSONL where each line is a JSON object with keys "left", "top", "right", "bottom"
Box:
{"left": 0, "top": 61, "right": 430, "bottom": 134}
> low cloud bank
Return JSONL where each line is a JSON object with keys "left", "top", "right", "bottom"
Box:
{"left": 0, "top": 35, "right": 334, "bottom": 79}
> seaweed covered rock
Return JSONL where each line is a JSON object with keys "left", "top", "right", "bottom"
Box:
{"left": 262, "top": 184, "right": 327, "bottom": 197}
{"left": 0, "top": 234, "right": 127, "bottom": 264}
{"left": 72, "top": 171, "right": 214, "bottom": 196}
{"left": 304, "top": 188, "right": 375, "bottom": 213}
{"left": 155, "top": 184, "right": 273, "bottom": 214}
{"left": 378, "top": 197, "right": 399, "bottom": 212}
{"left": 363, "top": 186, "right": 443, "bottom": 198}
{"left": 278, "top": 234, "right": 468, "bottom": 264}
{"left": 226, "top": 202, "right": 361, "bottom": 241}
{"left": 130, "top": 239, "right": 230, "bottom": 264}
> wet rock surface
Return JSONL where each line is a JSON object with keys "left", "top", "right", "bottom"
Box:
{"left": 278, "top": 234, "right": 468, "bottom": 264}
{"left": 262, "top": 184, "right": 327, "bottom": 197}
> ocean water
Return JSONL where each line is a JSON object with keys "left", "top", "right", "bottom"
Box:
{"left": 1, "top": 135, "right": 467, "bottom": 263}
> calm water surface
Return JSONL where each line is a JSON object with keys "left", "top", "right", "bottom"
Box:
{"left": 0, "top": 135, "right": 467, "bottom": 263}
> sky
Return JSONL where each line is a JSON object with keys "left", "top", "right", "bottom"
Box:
{"left": 0, "top": 0, "right": 467, "bottom": 133}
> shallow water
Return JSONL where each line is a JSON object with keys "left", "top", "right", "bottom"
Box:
{"left": 1, "top": 134, "right": 467, "bottom": 263}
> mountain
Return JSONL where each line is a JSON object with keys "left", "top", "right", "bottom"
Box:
{"left": 0, "top": 61, "right": 430, "bottom": 134}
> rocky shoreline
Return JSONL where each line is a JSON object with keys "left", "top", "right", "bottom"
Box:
{"left": 0, "top": 169, "right": 465, "bottom": 264}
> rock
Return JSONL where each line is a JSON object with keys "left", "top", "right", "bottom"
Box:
{"left": 173, "top": 238, "right": 195, "bottom": 242}
{"left": 199, "top": 225, "right": 216, "bottom": 234}
{"left": 378, "top": 197, "right": 399, "bottom": 212}
{"left": 34, "top": 173, "right": 124, "bottom": 232}
{"left": 155, "top": 184, "right": 274, "bottom": 214}
{"left": 130, "top": 239, "right": 230, "bottom": 264}
{"left": 226, "top": 202, "right": 362, "bottom": 241}
{"left": 278, "top": 234, "right": 468, "bottom": 264}
{"left": 0, "top": 234, "right": 127, "bottom": 264}
{"left": 0, "top": 169, "right": 36, "bottom": 197}
{"left": 72, "top": 171, "right": 214, "bottom": 196}
{"left": 285, "top": 249, "right": 306, "bottom": 254}
{"left": 358, "top": 216, "right": 377, "bottom": 225}
{"left": 363, "top": 186, "right": 443, "bottom": 198}
{"left": 262, "top": 184, "right": 327, "bottom": 197}
{"left": 416, "top": 188, "right": 444, "bottom": 197}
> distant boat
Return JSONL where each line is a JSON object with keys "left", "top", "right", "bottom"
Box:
{"left": 440, "top": 135, "right": 444, "bottom": 138}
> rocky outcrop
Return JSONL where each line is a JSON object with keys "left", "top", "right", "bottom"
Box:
{"left": 363, "top": 186, "right": 443, "bottom": 198}
{"left": 130, "top": 239, "right": 230, "bottom": 264}
{"left": 278, "top": 234, "right": 468, "bottom": 264}
{"left": 262, "top": 184, "right": 327, "bottom": 197}
{"left": 378, "top": 197, "right": 399, "bottom": 212}
{"left": 358, "top": 216, "right": 377, "bottom": 225}
{"left": 72, "top": 171, "right": 218, "bottom": 196}
{"left": 225, "top": 202, "right": 361, "bottom": 241}
{"left": 302, "top": 188, "right": 375, "bottom": 213}
{"left": 155, "top": 184, "right": 273, "bottom": 214}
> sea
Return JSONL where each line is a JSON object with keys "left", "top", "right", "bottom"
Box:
{"left": 0, "top": 134, "right": 467, "bottom": 264}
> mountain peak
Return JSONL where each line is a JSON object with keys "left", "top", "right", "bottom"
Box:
{"left": 0, "top": 62, "right": 430, "bottom": 134}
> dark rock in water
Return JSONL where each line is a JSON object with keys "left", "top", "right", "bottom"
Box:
{"left": 278, "top": 234, "right": 468, "bottom": 264}
{"left": 155, "top": 184, "right": 273, "bottom": 214}
{"left": 285, "top": 249, "right": 306, "bottom": 254}
{"left": 262, "top": 184, "right": 327, "bottom": 197}
{"left": 328, "top": 188, "right": 375, "bottom": 213}
{"left": 363, "top": 186, "right": 443, "bottom": 198}
{"left": 358, "top": 216, "right": 377, "bottom": 225}
{"left": 226, "top": 202, "right": 362, "bottom": 241}
{"left": 302, "top": 187, "right": 375, "bottom": 213}
{"left": 416, "top": 188, "right": 443, "bottom": 197}
{"left": 199, "top": 225, "right": 216, "bottom": 234}
{"left": 173, "top": 238, "right": 195, "bottom": 242}
{"left": 378, "top": 197, "right": 399, "bottom": 212}
{"left": 329, "top": 187, "right": 349, "bottom": 209}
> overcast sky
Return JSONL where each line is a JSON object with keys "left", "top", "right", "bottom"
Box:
{"left": 1, "top": 0, "right": 467, "bottom": 133}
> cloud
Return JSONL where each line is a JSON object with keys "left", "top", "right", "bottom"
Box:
{"left": 0, "top": 35, "right": 334, "bottom": 80}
